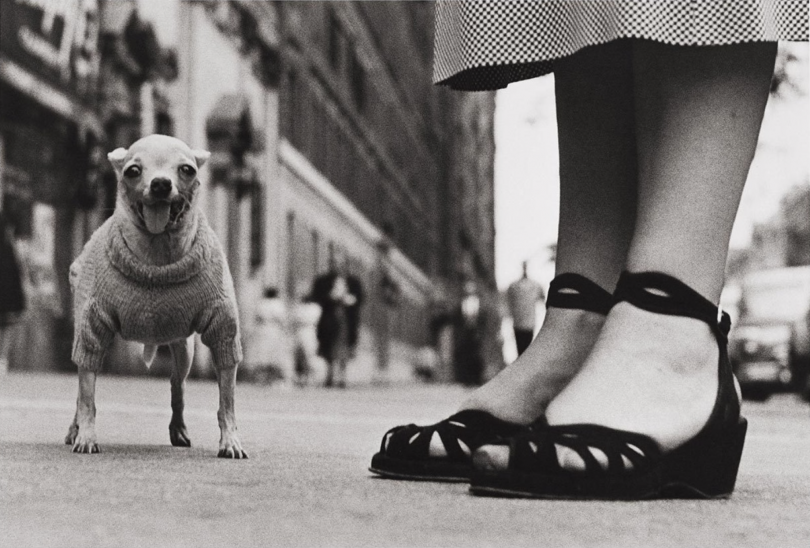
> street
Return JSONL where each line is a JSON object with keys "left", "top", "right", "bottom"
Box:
{"left": 1, "top": 371, "right": 809, "bottom": 548}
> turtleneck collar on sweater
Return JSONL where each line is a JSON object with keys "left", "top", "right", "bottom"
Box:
{"left": 105, "top": 215, "right": 211, "bottom": 286}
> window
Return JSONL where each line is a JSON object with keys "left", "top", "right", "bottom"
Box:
{"left": 286, "top": 212, "right": 296, "bottom": 299}
{"left": 327, "top": 10, "right": 366, "bottom": 113}
{"left": 250, "top": 183, "right": 264, "bottom": 269}
{"left": 155, "top": 111, "right": 174, "bottom": 136}
{"left": 328, "top": 11, "right": 343, "bottom": 69}
{"left": 328, "top": 240, "right": 336, "bottom": 269}
{"left": 350, "top": 51, "right": 366, "bottom": 111}
{"left": 312, "top": 229, "right": 320, "bottom": 274}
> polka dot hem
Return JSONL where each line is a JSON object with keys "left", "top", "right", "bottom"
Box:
{"left": 433, "top": 0, "right": 809, "bottom": 90}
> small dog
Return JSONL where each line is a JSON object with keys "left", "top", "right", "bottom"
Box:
{"left": 65, "top": 134, "right": 247, "bottom": 458}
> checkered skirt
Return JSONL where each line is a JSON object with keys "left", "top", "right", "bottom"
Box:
{"left": 434, "top": 0, "right": 809, "bottom": 90}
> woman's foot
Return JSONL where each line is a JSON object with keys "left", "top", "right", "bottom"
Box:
{"left": 428, "top": 306, "right": 605, "bottom": 457}
{"left": 476, "top": 299, "right": 721, "bottom": 470}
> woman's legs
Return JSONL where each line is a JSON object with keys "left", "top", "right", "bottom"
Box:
{"left": 543, "top": 41, "right": 777, "bottom": 460}
{"left": 450, "top": 41, "right": 638, "bottom": 432}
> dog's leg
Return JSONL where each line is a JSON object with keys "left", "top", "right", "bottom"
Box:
{"left": 71, "top": 369, "right": 100, "bottom": 454}
{"left": 65, "top": 400, "right": 79, "bottom": 445}
{"left": 168, "top": 338, "right": 194, "bottom": 447}
{"left": 215, "top": 366, "right": 248, "bottom": 459}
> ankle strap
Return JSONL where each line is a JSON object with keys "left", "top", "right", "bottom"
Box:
{"left": 546, "top": 273, "right": 614, "bottom": 315}
{"left": 614, "top": 272, "right": 731, "bottom": 339}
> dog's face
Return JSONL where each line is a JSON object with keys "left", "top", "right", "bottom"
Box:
{"left": 108, "top": 134, "right": 210, "bottom": 235}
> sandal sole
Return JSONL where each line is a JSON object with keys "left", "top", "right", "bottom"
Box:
{"left": 369, "top": 453, "right": 470, "bottom": 482}
{"left": 469, "top": 418, "right": 747, "bottom": 500}
{"left": 469, "top": 480, "right": 733, "bottom": 500}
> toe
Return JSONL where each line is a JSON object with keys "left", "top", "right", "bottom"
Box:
{"left": 218, "top": 446, "right": 248, "bottom": 459}
{"left": 170, "top": 432, "right": 192, "bottom": 447}
{"left": 472, "top": 445, "right": 510, "bottom": 471}
{"left": 72, "top": 442, "right": 100, "bottom": 454}
{"left": 428, "top": 430, "right": 448, "bottom": 458}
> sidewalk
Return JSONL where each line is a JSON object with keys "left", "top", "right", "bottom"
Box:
{"left": 1, "top": 371, "right": 809, "bottom": 548}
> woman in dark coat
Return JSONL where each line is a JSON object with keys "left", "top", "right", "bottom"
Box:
{"left": 311, "top": 263, "right": 362, "bottom": 388}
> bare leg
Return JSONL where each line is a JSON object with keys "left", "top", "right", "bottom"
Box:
{"left": 168, "top": 338, "right": 194, "bottom": 447}
{"left": 325, "top": 353, "right": 335, "bottom": 387}
{"left": 544, "top": 42, "right": 777, "bottom": 464}
{"left": 65, "top": 405, "right": 79, "bottom": 445}
{"left": 449, "top": 40, "right": 638, "bottom": 438}
{"left": 69, "top": 369, "right": 100, "bottom": 454}
{"left": 215, "top": 365, "right": 248, "bottom": 459}
{"left": 337, "top": 358, "right": 348, "bottom": 388}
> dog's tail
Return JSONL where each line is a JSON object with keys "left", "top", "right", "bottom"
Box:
{"left": 143, "top": 344, "right": 158, "bottom": 369}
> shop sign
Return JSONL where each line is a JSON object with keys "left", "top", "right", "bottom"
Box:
{"left": 0, "top": 0, "right": 100, "bottom": 102}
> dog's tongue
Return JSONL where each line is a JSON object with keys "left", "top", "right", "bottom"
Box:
{"left": 143, "top": 203, "right": 171, "bottom": 234}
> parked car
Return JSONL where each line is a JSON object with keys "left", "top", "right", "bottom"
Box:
{"left": 729, "top": 266, "right": 810, "bottom": 401}
{"left": 793, "top": 307, "right": 810, "bottom": 403}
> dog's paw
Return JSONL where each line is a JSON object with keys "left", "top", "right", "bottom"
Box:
{"left": 64, "top": 424, "right": 79, "bottom": 445}
{"left": 169, "top": 423, "right": 192, "bottom": 447}
{"left": 72, "top": 439, "right": 101, "bottom": 454}
{"left": 217, "top": 437, "right": 248, "bottom": 459}
{"left": 217, "top": 447, "right": 248, "bottom": 459}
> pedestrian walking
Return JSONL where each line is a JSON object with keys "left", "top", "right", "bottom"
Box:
{"left": 244, "top": 287, "right": 291, "bottom": 384}
{"left": 310, "top": 256, "right": 363, "bottom": 388}
{"left": 0, "top": 210, "right": 25, "bottom": 374}
{"left": 455, "top": 281, "right": 486, "bottom": 386}
{"left": 506, "top": 261, "right": 545, "bottom": 356}
{"left": 370, "top": 0, "right": 807, "bottom": 500}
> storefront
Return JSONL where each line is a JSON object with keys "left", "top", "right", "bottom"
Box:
{"left": 0, "top": 0, "right": 103, "bottom": 371}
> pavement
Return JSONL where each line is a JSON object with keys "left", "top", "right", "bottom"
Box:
{"left": 1, "top": 371, "right": 809, "bottom": 548}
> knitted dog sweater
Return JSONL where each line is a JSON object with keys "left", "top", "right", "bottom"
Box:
{"left": 70, "top": 212, "right": 242, "bottom": 372}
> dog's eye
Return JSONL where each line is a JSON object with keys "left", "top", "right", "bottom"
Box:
{"left": 124, "top": 165, "right": 141, "bottom": 178}
{"left": 179, "top": 165, "right": 196, "bottom": 177}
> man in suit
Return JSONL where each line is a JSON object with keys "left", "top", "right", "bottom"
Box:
{"left": 506, "top": 261, "right": 545, "bottom": 356}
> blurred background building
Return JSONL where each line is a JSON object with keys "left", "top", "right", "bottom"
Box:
{"left": 0, "top": 0, "right": 501, "bottom": 385}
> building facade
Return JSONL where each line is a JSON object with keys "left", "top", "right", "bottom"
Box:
{"left": 1, "top": 0, "right": 104, "bottom": 371}
{"left": 1, "top": 0, "right": 500, "bottom": 384}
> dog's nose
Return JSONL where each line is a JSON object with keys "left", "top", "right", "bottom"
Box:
{"left": 150, "top": 177, "right": 172, "bottom": 199}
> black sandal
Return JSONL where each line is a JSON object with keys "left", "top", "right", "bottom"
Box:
{"left": 369, "top": 273, "right": 614, "bottom": 482}
{"left": 469, "top": 271, "right": 747, "bottom": 499}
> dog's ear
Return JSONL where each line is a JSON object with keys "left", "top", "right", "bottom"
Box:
{"left": 107, "top": 148, "right": 128, "bottom": 172}
{"left": 191, "top": 149, "right": 211, "bottom": 168}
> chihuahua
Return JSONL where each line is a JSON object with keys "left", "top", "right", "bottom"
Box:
{"left": 65, "top": 134, "right": 247, "bottom": 458}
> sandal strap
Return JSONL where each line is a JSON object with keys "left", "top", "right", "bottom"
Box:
{"left": 546, "top": 273, "right": 614, "bottom": 315}
{"left": 614, "top": 271, "right": 731, "bottom": 340}
{"left": 509, "top": 425, "right": 662, "bottom": 475}
{"left": 381, "top": 410, "right": 527, "bottom": 462}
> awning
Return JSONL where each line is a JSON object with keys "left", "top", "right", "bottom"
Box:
{"left": 0, "top": 55, "right": 105, "bottom": 137}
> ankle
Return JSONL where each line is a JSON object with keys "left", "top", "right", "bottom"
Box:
{"left": 546, "top": 305, "right": 607, "bottom": 327}
{"left": 458, "top": 308, "right": 607, "bottom": 423}
{"left": 608, "top": 302, "right": 718, "bottom": 375}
